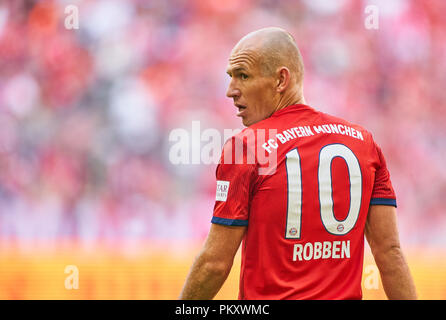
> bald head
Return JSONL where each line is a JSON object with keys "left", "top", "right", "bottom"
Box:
{"left": 232, "top": 27, "right": 304, "bottom": 84}
{"left": 226, "top": 27, "right": 306, "bottom": 126}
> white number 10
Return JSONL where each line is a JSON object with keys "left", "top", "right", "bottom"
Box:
{"left": 285, "top": 144, "right": 362, "bottom": 239}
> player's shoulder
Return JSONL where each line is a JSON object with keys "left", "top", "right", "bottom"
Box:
{"left": 230, "top": 120, "right": 274, "bottom": 144}
{"left": 221, "top": 126, "right": 257, "bottom": 157}
{"left": 318, "top": 110, "right": 375, "bottom": 142}
{"left": 251, "top": 103, "right": 318, "bottom": 129}
{"left": 319, "top": 110, "right": 362, "bottom": 129}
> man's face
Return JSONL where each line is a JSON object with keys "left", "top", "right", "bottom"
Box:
{"left": 226, "top": 47, "right": 277, "bottom": 127}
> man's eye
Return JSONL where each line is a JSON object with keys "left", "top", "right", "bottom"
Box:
{"left": 240, "top": 73, "right": 248, "bottom": 80}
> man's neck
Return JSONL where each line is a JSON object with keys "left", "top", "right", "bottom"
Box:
{"left": 274, "top": 91, "right": 306, "bottom": 113}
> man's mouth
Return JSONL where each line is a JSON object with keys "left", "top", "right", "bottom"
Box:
{"left": 235, "top": 104, "right": 247, "bottom": 116}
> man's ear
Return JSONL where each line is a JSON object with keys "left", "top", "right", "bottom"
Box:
{"left": 276, "top": 67, "right": 291, "bottom": 93}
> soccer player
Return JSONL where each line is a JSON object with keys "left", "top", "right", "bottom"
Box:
{"left": 179, "top": 27, "right": 417, "bottom": 299}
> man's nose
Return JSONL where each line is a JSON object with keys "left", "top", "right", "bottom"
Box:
{"left": 226, "top": 81, "right": 241, "bottom": 98}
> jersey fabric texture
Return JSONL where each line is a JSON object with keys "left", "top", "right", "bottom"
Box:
{"left": 212, "top": 104, "right": 396, "bottom": 300}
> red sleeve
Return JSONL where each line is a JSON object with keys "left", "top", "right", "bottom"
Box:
{"left": 211, "top": 136, "right": 257, "bottom": 226}
{"left": 370, "top": 143, "right": 397, "bottom": 207}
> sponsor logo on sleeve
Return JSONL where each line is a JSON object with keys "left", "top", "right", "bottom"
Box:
{"left": 216, "top": 180, "right": 230, "bottom": 201}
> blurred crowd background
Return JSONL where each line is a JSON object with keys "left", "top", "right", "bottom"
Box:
{"left": 0, "top": 0, "right": 445, "bottom": 299}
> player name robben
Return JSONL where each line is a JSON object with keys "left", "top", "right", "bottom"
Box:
{"left": 292, "top": 240, "right": 351, "bottom": 262}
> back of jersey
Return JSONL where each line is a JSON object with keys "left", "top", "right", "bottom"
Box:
{"left": 212, "top": 104, "right": 396, "bottom": 300}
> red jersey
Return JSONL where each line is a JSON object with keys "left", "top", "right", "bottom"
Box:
{"left": 212, "top": 104, "right": 396, "bottom": 300}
